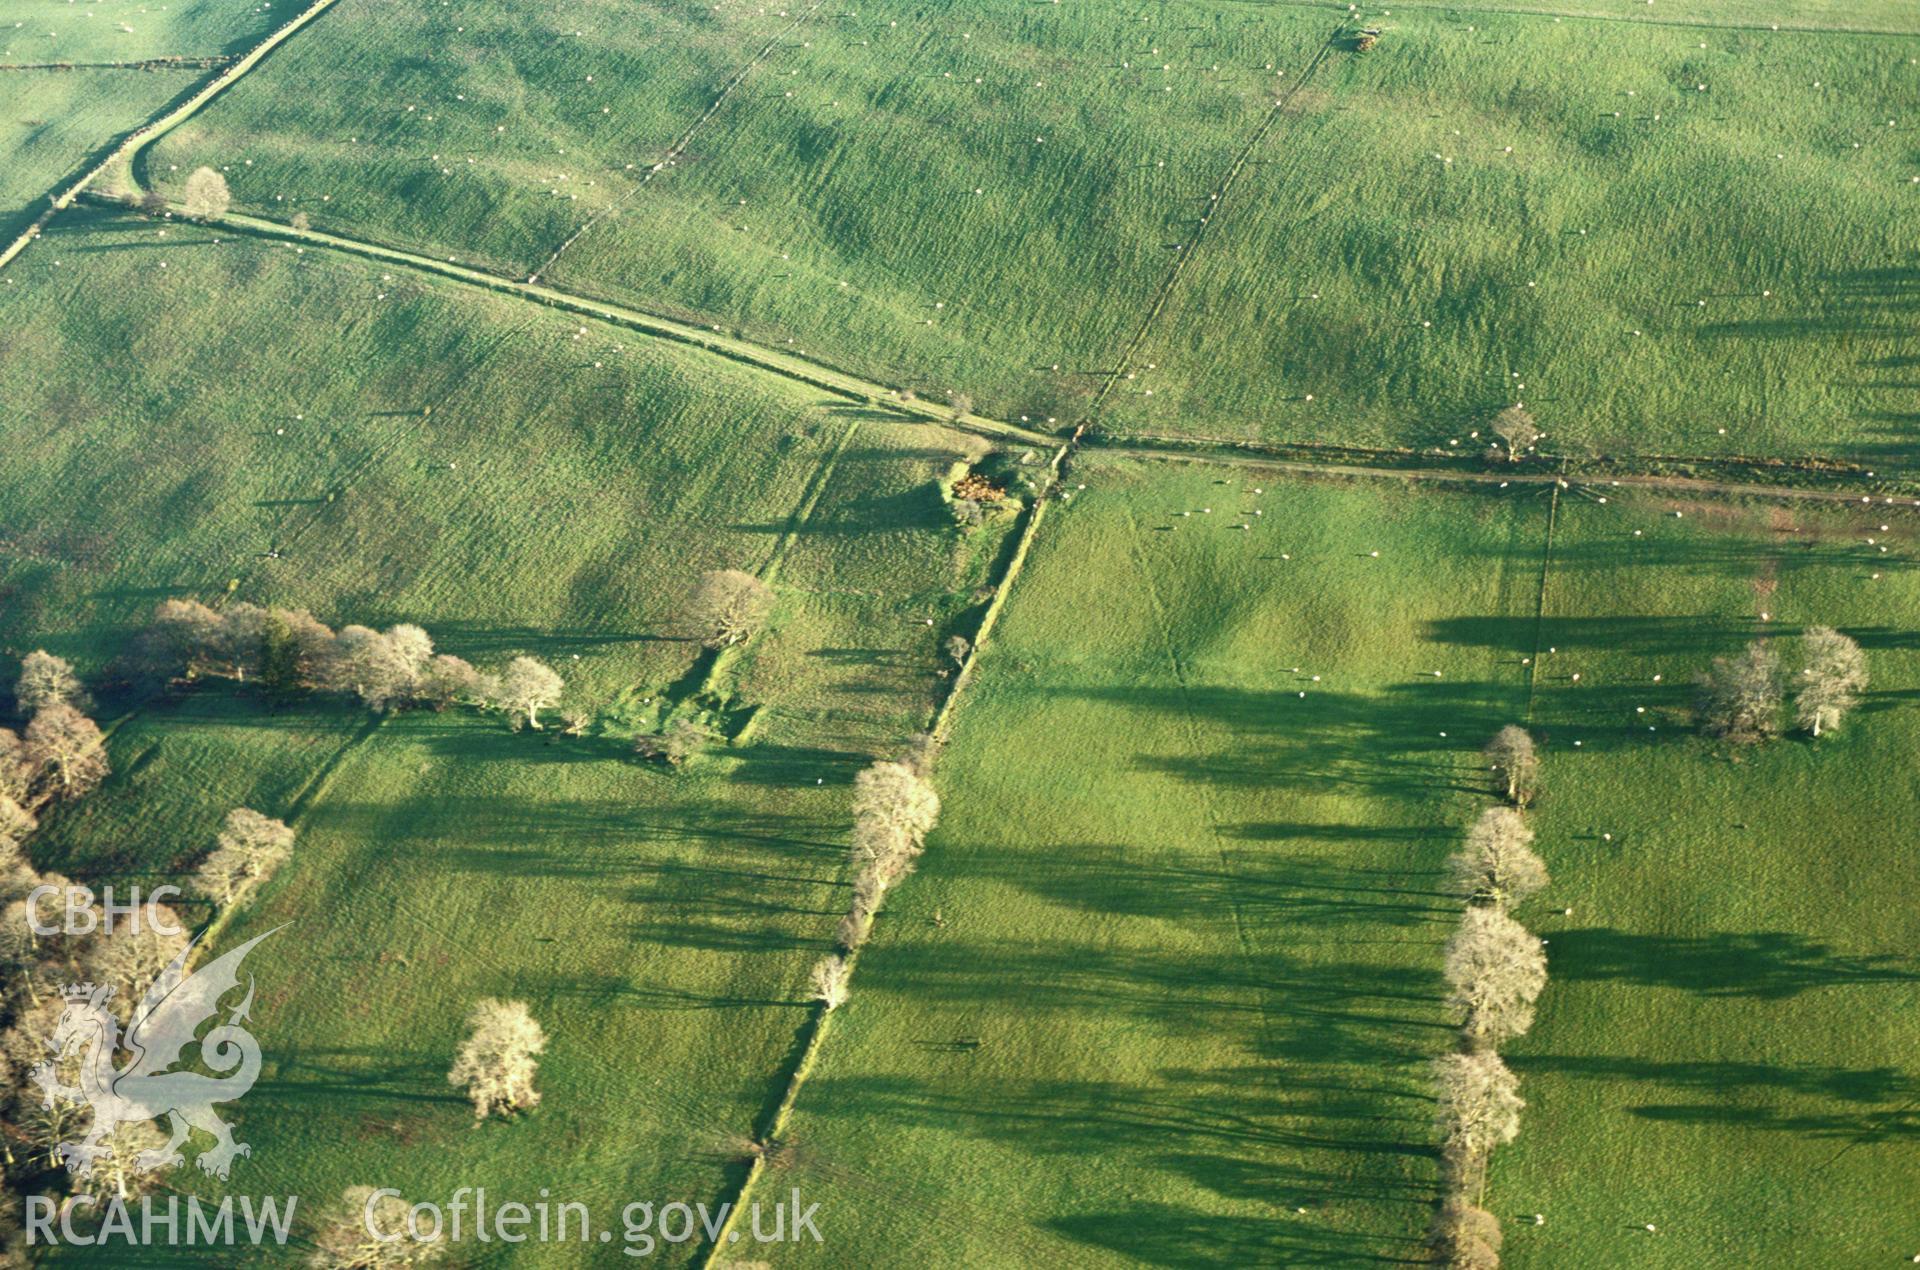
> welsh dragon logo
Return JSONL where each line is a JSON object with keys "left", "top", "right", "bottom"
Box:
{"left": 28, "top": 928, "right": 278, "bottom": 1182}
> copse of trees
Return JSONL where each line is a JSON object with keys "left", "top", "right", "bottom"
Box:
{"left": 1697, "top": 628, "right": 1868, "bottom": 742}
{"left": 129, "top": 601, "right": 561, "bottom": 728}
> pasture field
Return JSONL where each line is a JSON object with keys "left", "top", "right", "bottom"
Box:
{"left": 0, "top": 0, "right": 273, "bottom": 65}
{"left": 149, "top": 1, "right": 1920, "bottom": 459}
{"left": 1489, "top": 492, "right": 1920, "bottom": 1266}
{"left": 769, "top": 460, "right": 1544, "bottom": 1265}
{"left": 1122, "top": 9, "right": 1920, "bottom": 459}
{"left": 0, "top": 207, "right": 1023, "bottom": 1262}
{"left": 0, "top": 71, "right": 193, "bottom": 241}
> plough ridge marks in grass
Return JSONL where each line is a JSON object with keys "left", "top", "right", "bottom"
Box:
{"left": 1086, "top": 23, "right": 1345, "bottom": 424}
{"left": 1248, "top": 0, "right": 1920, "bottom": 38}
{"left": 1119, "top": 498, "right": 1278, "bottom": 1063}
{"left": 150, "top": 198, "right": 1920, "bottom": 511}
{"left": 527, "top": 1, "right": 825, "bottom": 285}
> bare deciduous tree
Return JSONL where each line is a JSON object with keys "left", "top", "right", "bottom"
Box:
{"left": 0, "top": 796, "right": 36, "bottom": 854}
{"left": 0, "top": 729, "right": 28, "bottom": 805}
{"left": 944, "top": 635, "right": 971, "bottom": 668}
{"left": 181, "top": 167, "right": 231, "bottom": 220}
{"left": 1699, "top": 640, "right": 1783, "bottom": 742}
{"left": 449, "top": 999, "right": 546, "bottom": 1118}
{"left": 416, "top": 654, "right": 481, "bottom": 709}
{"left": 308, "top": 1186, "right": 446, "bottom": 1268}
{"left": 16, "top": 650, "right": 88, "bottom": 717}
{"left": 849, "top": 761, "right": 941, "bottom": 889}
{"left": 85, "top": 907, "right": 188, "bottom": 1006}
{"left": 810, "top": 954, "right": 851, "bottom": 1010}
{"left": 1446, "top": 807, "right": 1548, "bottom": 912}
{"left": 192, "top": 808, "right": 295, "bottom": 909}
{"left": 494, "top": 656, "right": 564, "bottom": 730}
{"left": 680, "top": 570, "right": 775, "bottom": 649}
{"left": 1433, "top": 1050, "right": 1524, "bottom": 1197}
{"left": 853, "top": 761, "right": 941, "bottom": 844}
{"left": 1430, "top": 1198, "right": 1504, "bottom": 1270}
{"left": 1444, "top": 907, "right": 1547, "bottom": 1048}
{"left": 1482, "top": 725, "right": 1538, "bottom": 807}
{"left": 23, "top": 704, "right": 108, "bottom": 804}
{"left": 1795, "top": 625, "right": 1866, "bottom": 738}
{"left": 1490, "top": 404, "right": 1540, "bottom": 461}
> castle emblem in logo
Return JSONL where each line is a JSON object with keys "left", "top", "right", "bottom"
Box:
{"left": 28, "top": 928, "right": 278, "bottom": 1182}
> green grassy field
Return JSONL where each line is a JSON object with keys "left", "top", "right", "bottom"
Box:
{"left": 767, "top": 461, "right": 1544, "bottom": 1264}
{"left": 0, "top": 0, "right": 274, "bottom": 65}
{"left": 148, "top": 1, "right": 1920, "bottom": 460}
{"left": 5, "top": 0, "right": 1920, "bottom": 1264}
{"left": 1488, "top": 492, "right": 1920, "bottom": 1267}
{"left": 0, "top": 207, "right": 1021, "bottom": 1263}
{"left": 0, "top": 69, "right": 191, "bottom": 240}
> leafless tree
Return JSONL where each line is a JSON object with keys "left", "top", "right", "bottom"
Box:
{"left": 0, "top": 729, "right": 28, "bottom": 806}
{"left": 1795, "top": 625, "right": 1866, "bottom": 738}
{"left": 944, "top": 635, "right": 971, "bottom": 669}
{"left": 1699, "top": 640, "right": 1783, "bottom": 742}
{"left": 1482, "top": 725, "right": 1538, "bottom": 807}
{"left": 416, "top": 654, "right": 481, "bottom": 709}
{"left": 130, "top": 598, "right": 224, "bottom": 684}
{"left": 810, "top": 954, "right": 851, "bottom": 1010}
{"left": 1429, "top": 1199, "right": 1503, "bottom": 1270}
{"left": 308, "top": 1186, "right": 445, "bottom": 1268}
{"left": 1444, "top": 906, "right": 1547, "bottom": 1048}
{"left": 85, "top": 907, "right": 189, "bottom": 1009}
{"left": 23, "top": 704, "right": 108, "bottom": 804}
{"left": 1433, "top": 1050, "right": 1523, "bottom": 1198}
{"left": 449, "top": 999, "right": 546, "bottom": 1118}
{"left": 181, "top": 166, "right": 230, "bottom": 220}
{"left": 0, "top": 796, "right": 35, "bottom": 854}
{"left": 494, "top": 656, "right": 564, "bottom": 730}
{"left": 896, "top": 732, "right": 942, "bottom": 778}
{"left": 320, "top": 626, "right": 418, "bottom": 710}
{"left": 853, "top": 761, "right": 941, "bottom": 844}
{"left": 947, "top": 391, "right": 974, "bottom": 421}
{"left": 1490, "top": 405, "right": 1540, "bottom": 461}
{"left": 1446, "top": 807, "right": 1548, "bottom": 911}
{"left": 16, "top": 650, "right": 88, "bottom": 717}
{"left": 193, "top": 808, "right": 295, "bottom": 908}
{"left": 680, "top": 570, "right": 775, "bottom": 649}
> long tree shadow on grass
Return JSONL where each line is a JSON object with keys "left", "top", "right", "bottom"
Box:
{"left": 1547, "top": 927, "right": 1920, "bottom": 998}
{"left": 1061, "top": 680, "right": 1514, "bottom": 799}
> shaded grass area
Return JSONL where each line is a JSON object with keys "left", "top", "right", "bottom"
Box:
{"left": 1477, "top": 491, "right": 1920, "bottom": 1266}
{"left": 767, "top": 462, "right": 1543, "bottom": 1265}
